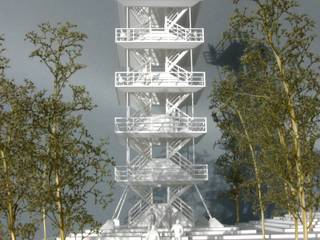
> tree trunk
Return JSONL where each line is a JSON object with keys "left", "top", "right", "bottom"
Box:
{"left": 278, "top": 128, "right": 299, "bottom": 228}
{"left": 268, "top": 36, "right": 309, "bottom": 240}
{"left": 42, "top": 207, "right": 47, "bottom": 240}
{"left": 298, "top": 184, "right": 308, "bottom": 240}
{"left": 9, "top": 230, "right": 16, "bottom": 240}
{"left": 1, "top": 150, "right": 16, "bottom": 240}
{"left": 256, "top": 181, "right": 265, "bottom": 240}
{"left": 293, "top": 215, "right": 299, "bottom": 240}
{"left": 51, "top": 113, "right": 65, "bottom": 240}
{"left": 55, "top": 173, "right": 65, "bottom": 240}
{"left": 290, "top": 110, "right": 308, "bottom": 240}
{"left": 235, "top": 194, "right": 240, "bottom": 224}
{"left": 236, "top": 110, "right": 265, "bottom": 240}
{"left": 8, "top": 202, "right": 16, "bottom": 240}
{"left": 308, "top": 210, "right": 314, "bottom": 230}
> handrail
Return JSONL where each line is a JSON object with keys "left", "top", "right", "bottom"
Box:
{"left": 167, "top": 9, "right": 180, "bottom": 23}
{"left": 129, "top": 137, "right": 149, "bottom": 154}
{"left": 167, "top": 107, "right": 190, "bottom": 119}
{"left": 169, "top": 138, "right": 190, "bottom": 156}
{"left": 131, "top": 149, "right": 151, "bottom": 170}
{"left": 115, "top": 27, "right": 204, "bottom": 42}
{"left": 165, "top": 59, "right": 191, "bottom": 82}
{"left": 169, "top": 147, "right": 192, "bottom": 167}
{"left": 131, "top": 7, "right": 149, "bottom": 28}
{"left": 165, "top": 20, "right": 204, "bottom": 42}
{"left": 114, "top": 116, "right": 207, "bottom": 133}
{"left": 167, "top": 101, "right": 190, "bottom": 119}
{"left": 115, "top": 71, "right": 205, "bottom": 87}
{"left": 172, "top": 197, "right": 193, "bottom": 221}
{"left": 115, "top": 164, "right": 208, "bottom": 182}
{"left": 128, "top": 192, "right": 153, "bottom": 225}
{"left": 169, "top": 94, "right": 189, "bottom": 107}
{"left": 165, "top": 9, "right": 188, "bottom": 29}
{"left": 129, "top": 193, "right": 152, "bottom": 215}
{"left": 134, "top": 92, "right": 153, "bottom": 113}
{"left": 171, "top": 155, "right": 192, "bottom": 174}
{"left": 167, "top": 51, "right": 182, "bottom": 64}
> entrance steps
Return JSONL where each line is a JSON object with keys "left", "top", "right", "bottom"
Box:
{"left": 253, "top": 218, "right": 320, "bottom": 233}
{"left": 85, "top": 227, "right": 320, "bottom": 240}
{"left": 93, "top": 226, "right": 241, "bottom": 240}
{"left": 66, "top": 225, "right": 320, "bottom": 240}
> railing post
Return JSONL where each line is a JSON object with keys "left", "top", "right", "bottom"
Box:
{"left": 164, "top": 16, "right": 168, "bottom": 29}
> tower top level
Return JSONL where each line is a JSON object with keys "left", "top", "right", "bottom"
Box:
{"left": 118, "top": 0, "right": 202, "bottom": 7}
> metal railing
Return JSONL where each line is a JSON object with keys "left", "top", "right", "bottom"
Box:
{"left": 166, "top": 9, "right": 180, "bottom": 26}
{"left": 193, "top": 164, "right": 209, "bottom": 180}
{"left": 114, "top": 116, "right": 207, "bottom": 134}
{"left": 131, "top": 149, "right": 151, "bottom": 170}
{"left": 168, "top": 94, "right": 189, "bottom": 108}
{"left": 169, "top": 150, "right": 192, "bottom": 171}
{"left": 131, "top": 7, "right": 159, "bottom": 28}
{"left": 129, "top": 137, "right": 149, "bottom": 155}
{"left": 114, "top": 164, "right": 208, "bottom": 182}
{"left": 114, "top": 166, "right": 129, "bottom": 182}
{"left": 168, "top": 138, "right": 191, "bottom": 157}
{"left": 128, "top": 192, "right": 153, "bottom": 225}
{"left": 166, "top": 50, "right": 188, "bottom": 70}
{"left": 115, "top": 71, "right": 205, "bottom": 87}
{"left": 115, "top": 27, "right": 204, "bottom": 42}
{"left": 169, "top": 152, "right": 208, "bottom": 181}
{"left": 172, "top": 197, "right": 193, "bottom": 223}
{"left": 166, "top": 95, "right": 190, "bottom": 119}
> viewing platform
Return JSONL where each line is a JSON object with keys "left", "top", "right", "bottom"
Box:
{"left": 115, "top": 71, "right": 205, "bottom": 93}
{"left": 115, "top": 164, "right": 208, "bottom": 185}
{"left": 115, "top": 27, "right": 204, "bottom": 49}
{"left": 114, "top": 116, "right": 207, "bottom": 138}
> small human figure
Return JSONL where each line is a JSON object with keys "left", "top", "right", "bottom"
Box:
{"left": 149, "top": 207, "right": 157, "bottom": 226}
{"left": 165, "top": 207, "right": 173, "bottom": 229}
{"left": 145, "top": 224, "right": 160, "bottom": 240}
{"left": 171, "top": 219, "right": 184, "bottom": 240}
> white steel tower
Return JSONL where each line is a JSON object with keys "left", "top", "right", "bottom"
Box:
{"left": 113, "top": 0, "right": 210, "bottom": 228}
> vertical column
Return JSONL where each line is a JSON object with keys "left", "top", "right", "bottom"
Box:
{"left": 126, "top": 6, "right": 130, "bottom": 165}
{"left": 189, "top": 7, "right": 192, "bottom": 29}
{"left": 189, "top": 7, "right": 196, "bottom": 165}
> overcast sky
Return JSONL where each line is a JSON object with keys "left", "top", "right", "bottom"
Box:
{"left": 0, "top": 0, "right": 320, "bottom": 238}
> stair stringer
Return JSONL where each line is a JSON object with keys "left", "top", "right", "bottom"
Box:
{"left": 132, "top": 203, "right": 193, "bottom": 228}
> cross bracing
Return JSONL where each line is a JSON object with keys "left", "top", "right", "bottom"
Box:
{"left": 113, "top": 0, "right": 209, "bottom": 228}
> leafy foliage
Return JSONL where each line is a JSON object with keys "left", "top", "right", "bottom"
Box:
{"left": 25, "top": 22, "right": 114, "bottom": 239}
{"left": 211, "top": 1, "right": 320, "bottom": 239}
{"left": 0, "top": 37, "right": 40, "bottom": 240}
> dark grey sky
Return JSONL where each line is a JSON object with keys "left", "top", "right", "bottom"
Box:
{"left": 0, "top": 0, "right": 319, "bottom": 237}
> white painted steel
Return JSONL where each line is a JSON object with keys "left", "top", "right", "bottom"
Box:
{"left": 116, "top": 27, "right": 204, "bottom": 42}
{"left": 114, "top": 117, "right": 207, "bottom": 136}
{"left": 111, "top": 0, "right": 209, "bottom": 231}
{"left": 115, "top": 72, "right": 205, "bottom": 90}
{"left": 118, "top": 0, "right": 202, "bottom": 8}
{"left": 115, "top": 27, "right": 204, "bottom": 49}
{"left": 115, "top": 164, "right": 208, "bottom": 183}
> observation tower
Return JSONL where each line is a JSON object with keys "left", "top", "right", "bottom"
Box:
{"left": 66, "top": 1, "right": 320, "bottom": 239}
{"left": 111, "top": 0, "right": 212, "bottom": 229}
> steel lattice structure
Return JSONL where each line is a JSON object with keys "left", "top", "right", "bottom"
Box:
{"left": 113, "top": 0, "right": 209, "bottom": 228}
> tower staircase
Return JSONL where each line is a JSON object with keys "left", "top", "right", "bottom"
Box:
{"left": 112, "top": 0, "right": 209, "bottom": 233}
{"left": 128, "top": 185, "right": 193, "bottom": 227}
{"left": 131, "top": 7, "right": 159, "bottom": 28}
{"left": 165, "top": 8, "right": 188, "bottom": 29}
{"left": 166, "top": 94, "right": 190, "bottom": 118}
